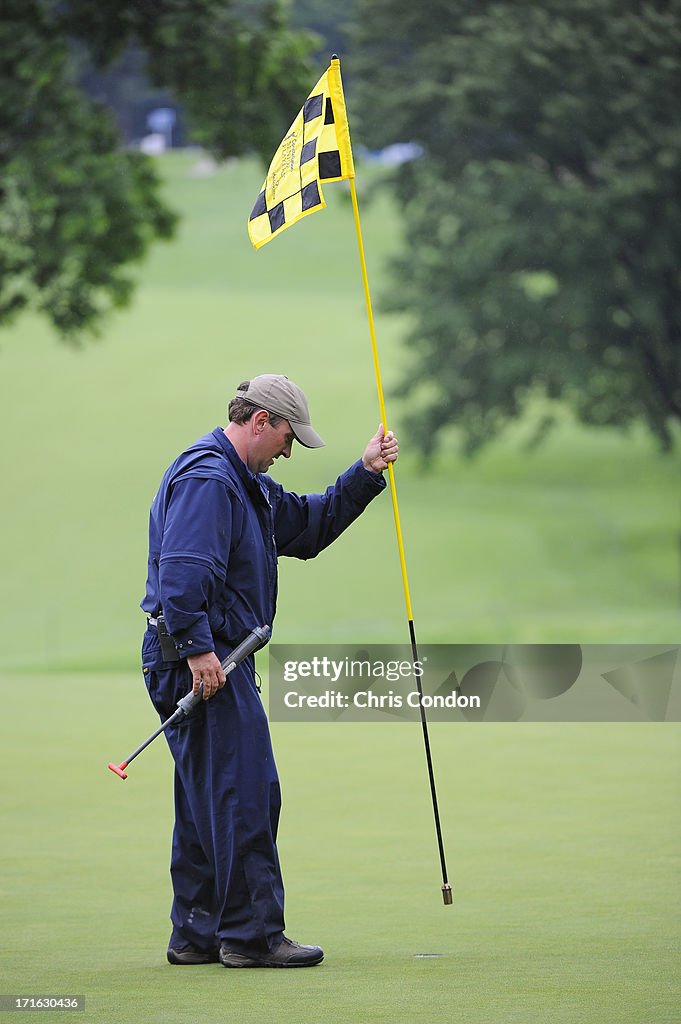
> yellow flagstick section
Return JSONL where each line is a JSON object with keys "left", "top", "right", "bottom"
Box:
{"left": 348, "top": 180, "right": 413, "bottom": 622}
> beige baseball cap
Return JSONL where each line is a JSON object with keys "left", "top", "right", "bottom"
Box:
{"left": 236, "top": 374, "right": 325, "bottom": 448}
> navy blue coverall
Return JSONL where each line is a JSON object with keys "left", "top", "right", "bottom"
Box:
{"left": 141, "top": 427, "right": 385, "bottom": 954}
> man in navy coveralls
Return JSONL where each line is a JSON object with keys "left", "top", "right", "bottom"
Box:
{"left": 141, "top": 374, "right": 399, "bottom": 968}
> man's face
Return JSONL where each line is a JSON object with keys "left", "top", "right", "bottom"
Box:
{"left": 250, "top": 414, "right": 295, "bottom": 474}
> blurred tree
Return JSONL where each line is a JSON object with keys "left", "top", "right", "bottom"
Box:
{"left": 349, "top": 0, "right": 681, "bottom": 453}
{"left": 75, "top": 44, "right": 187, "bottom": 148}
{"left": 63, "top": 0, "right": 316, "bottom": 162}
{"left": 0, "top": 0, "right": 314, "bottom": 337}
{"left": 289, "top": 0, "right": 356, "bottom": 62}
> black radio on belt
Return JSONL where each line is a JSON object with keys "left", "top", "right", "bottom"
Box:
{"left": 157, "top": 614, "right": 180, "bottom": 662}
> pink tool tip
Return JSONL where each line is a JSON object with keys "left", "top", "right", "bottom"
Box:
{"left": 108, "top": 762, "right": 128, "bottom": 780}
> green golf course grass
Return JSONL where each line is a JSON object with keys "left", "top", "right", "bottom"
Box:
{"left": 3, "top": 676, "right": 680, "bottom": 1024}
{"left": 0, "top": 152, "right": 679, "bottom": 1022}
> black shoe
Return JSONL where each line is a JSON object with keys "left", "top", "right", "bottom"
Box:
{"left": 219, "top": 936, "right": 324, "bottom": 968}
{"left": 167, "top": 943, "right": 219, "bottom": 965}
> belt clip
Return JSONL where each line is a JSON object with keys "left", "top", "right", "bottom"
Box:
{"left": 157, "top": 613, "right": 180, "bottom": 662}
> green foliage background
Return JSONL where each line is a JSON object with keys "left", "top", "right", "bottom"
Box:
{"left": 349, "top": 0, "right": 681, "bottom": 454}
{"left": 0, "top": 0, "right": 315, "bottom": 335}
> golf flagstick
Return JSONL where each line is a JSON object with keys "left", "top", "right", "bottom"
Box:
{"left": 349, "top": 175, "right": 452, "bottom": 906}
{"left": 247, "top": 55, "right": 451, "bottom": 904}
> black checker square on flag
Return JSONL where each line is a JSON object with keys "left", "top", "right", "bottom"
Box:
{"left": 303, "top": 93, "right": 324, "bottom": 122}
{"left": 250, "top": 190, "right": 267, "bottom": 221}
{"left": 300, "top": 138, "right": 317, "bottom": 166}
{"left": 318, "top": 150, "right": 342, "bottom": 180}
{"left": 324, "top": 98, "right": 335, "bottom": 124}
{"left": 301, "top": 181, "right": 322, "bottom": 212}
{"left": 268, "top": 201, "right": 286, "bottom": 233}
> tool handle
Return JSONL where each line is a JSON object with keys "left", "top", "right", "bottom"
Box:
{"left": 221, "top": 624, "right": 271, "bottom": 675}
{"left": 176, "top": 684, "right": 203, "bottom": 716}
{"left": 176, "top": 625, "right": 272, "bottom": 716}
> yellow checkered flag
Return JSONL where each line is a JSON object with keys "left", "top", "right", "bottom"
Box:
{"left": 248, "top": 57, "right": 355, "bottom": 249}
